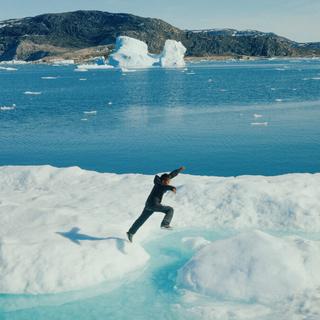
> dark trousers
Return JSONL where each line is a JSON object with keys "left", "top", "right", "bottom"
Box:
{"left": 128, "top": 204, "right": 174, "bottom": 235}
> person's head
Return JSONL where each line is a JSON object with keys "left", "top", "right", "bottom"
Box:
{"left": 160, "top": 174, "right": 171, "bottom": 185}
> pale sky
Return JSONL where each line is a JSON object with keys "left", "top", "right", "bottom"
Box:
{"left": 0, "top": 0, "right": 319, "bottom": 42}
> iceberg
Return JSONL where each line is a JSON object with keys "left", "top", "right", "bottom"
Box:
{"left": 159, "top": 39, "right": 186, "bottom": 67}
{"left": 108, "top": 36, "right": 158, "bottom": 69}
{"left": 108, "top": 36, "right": 186, "bottom": 69}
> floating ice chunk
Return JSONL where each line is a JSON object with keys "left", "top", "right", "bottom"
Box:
{"left": 108, "top": 102, "right": 113, "bottom": 105}
{"left": 0, "top": 104, "right": 16, "bottom": 111}
{"left": 121, "top": 67, "right": 136, "bottom": 72}
{"left": 83, "top": 111, "right": 97, "bottom": 115}
{"left": 177, "top": 230, "right": 320, "bottom": 303}
{"left": 24, "top": 91, "right": 42, "bottom": 95}
{"left": 76, "top": 64, "right": 113, "bottom": 70}
{"left": 251, "top": 122, "right": 268, "bottom": 126}
{"left": 208, "top": 78, "right": 213, "bottom": 82}
{"left": 81, "top": 118, "right": 88, "bottom": 121}
{"left": 0, "top": 66, "right": 17, "bottom": 71}
{"left": 253, "top": 114, "right": 263, "bottom": 118}
{"left": 74, "top": 68, "right": 88, "bottom": 72}
{"left": 275, "top": 99, "right": 283, "bottom": 102}
{"left": 51, "top": 59, "right": 74, "bottom": 65}
{"left": 270, "top": 88, "right": 276, "bottom": 91}
{"left": 41, "top": 76, "right": 58, "bottom": 80}
{"left": 79, "top": 78, "right": 87, "bottom": 81}
{"left": 303, "top": 77, "right": 320, "bottom": 81}
{"left": 0, "top": 59, "right": 27, "bottom": 65}
{"left": 159, "top": 39, "right": 186, "bottom": 68}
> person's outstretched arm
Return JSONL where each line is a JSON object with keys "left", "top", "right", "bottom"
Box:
{"left": 169, "top": 166, "right": 186, "bottom": 179}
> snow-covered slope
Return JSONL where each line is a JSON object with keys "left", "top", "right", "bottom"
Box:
{"left": 0, "top": 165, "right": 320, "bottom": 295}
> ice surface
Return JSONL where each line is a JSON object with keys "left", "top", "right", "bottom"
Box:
{"left": 177, "top": 230, "right": 320, "bottom": 303}
{"left": 1, "top": 165, "right": 320, "bottom": 296}
{"left": 108, "top": 36, "right": 186, "bottom": 69}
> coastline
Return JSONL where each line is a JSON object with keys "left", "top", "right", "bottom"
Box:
{"left": 1, "top": 54, "right": 320, "bottom": 65}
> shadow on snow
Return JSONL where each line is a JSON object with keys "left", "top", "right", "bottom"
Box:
{"left": 56, "top": 227, "right": 126, "bottom": 253}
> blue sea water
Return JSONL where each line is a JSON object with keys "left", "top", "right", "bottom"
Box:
{"left": 1, "top": 59, "right": 320, "bottom": 176}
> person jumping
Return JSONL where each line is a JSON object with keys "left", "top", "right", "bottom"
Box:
{"left": 127, "top": 166, "right": 185, "bottom": 242}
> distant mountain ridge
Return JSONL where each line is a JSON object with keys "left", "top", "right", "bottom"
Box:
{"left": 0, "top": 10, "right": 319, "bottom": 61}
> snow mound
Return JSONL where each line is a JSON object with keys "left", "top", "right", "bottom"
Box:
{"left": 177, "top": 230, "right": 320, "bottom": 303}
{"left": 108, "top": 36, "right": 186, "bottom": 69}
{"left": 0, "top": 166, "right": 151, "bottom": 294}
{"left": 0, "top": 228, "right": 148, "bottom": 294}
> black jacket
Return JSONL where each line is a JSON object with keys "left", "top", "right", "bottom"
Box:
{"left": 145, "top": 168, "right": 181, "bottom": 206}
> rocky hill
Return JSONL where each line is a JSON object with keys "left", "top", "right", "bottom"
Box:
{"left": 0, "top": 10, "right": 319, "bottom": 61}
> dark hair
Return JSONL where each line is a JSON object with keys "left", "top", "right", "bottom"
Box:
{"left": 160, "top": 173, "right": 170, "bottom": 181}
